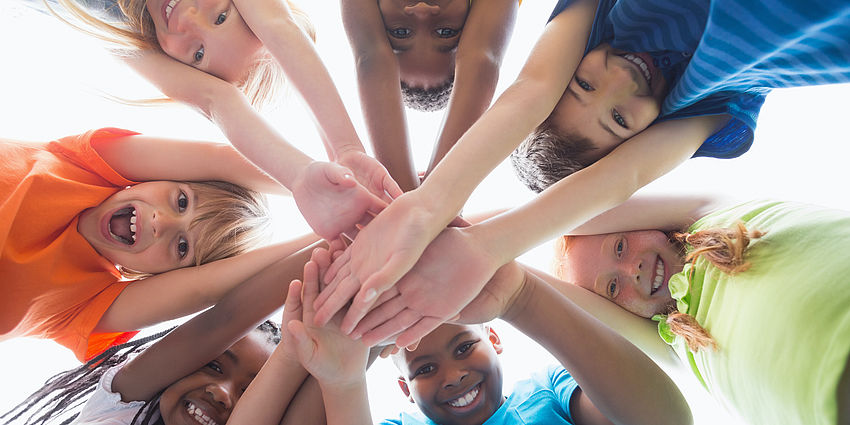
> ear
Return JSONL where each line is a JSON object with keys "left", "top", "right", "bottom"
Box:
{"left": 397, "top": 377, "right": 415, "bottom": 403}
{"left": 487, "top": 326, "right": 503, "bottom": 355}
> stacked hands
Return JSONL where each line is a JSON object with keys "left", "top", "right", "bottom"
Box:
{"left": 293, "top": 184, "right": 519, "bottom": 351}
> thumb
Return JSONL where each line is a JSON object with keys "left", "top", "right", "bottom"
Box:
{"left": 287, "top": 320, "right": 316, "bottom": 364}
{"left": 324, "top": 162, "right": 357, "bottom": 188}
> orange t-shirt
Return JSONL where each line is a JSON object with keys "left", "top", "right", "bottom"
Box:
{"left": 1, "top": 128, "right": 140, "bottom": 361}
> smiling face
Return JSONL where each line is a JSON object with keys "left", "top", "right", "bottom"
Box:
{"left": 378, "top": 0, "right": 470, "bottom": 88}
{"left": 77, "top": 181, "right": 205, "bottom": 274}
{"left": 144, "top": 0, "right": 263, "bottom": 82}
{"left": 158, "top": 331, "right": 275, "bottom": 425}
{"left": 558, "top": 231, "right": 683, "bottom": 318}
{"left": 549, "top": 43, "right": 670, "bottom": 164}
{"left": 396, "top": 324, "right": 504, "bottom": 425}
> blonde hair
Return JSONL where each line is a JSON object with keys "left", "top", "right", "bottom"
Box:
{"left": 555, "top": 223, "right": 764, "bottom": 352}
{"left": 49, "top": 0, "right": 316, "bottom": 108}
{"left": 119, "top": 180, "right": 270, "bottom": 279}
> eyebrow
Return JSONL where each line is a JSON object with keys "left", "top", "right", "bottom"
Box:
{"left": 599, "top": 119, "right": 623, "bottom": 140}
{"left": 592, "top": 235, "right": 614, "bottom": 295}
{"left": 568, "top": 86, "right": 626, "bottom": 141}
{"left": 406, "top": 330, "right": 474, "bottom": 367}
{"left": 222, "top": 349, "right": 238, "bottom": 365}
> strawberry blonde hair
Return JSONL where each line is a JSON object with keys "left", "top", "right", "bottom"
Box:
{"left": 555, "top": 223, "right": 764, "bottom": 352}
{"left": 48, "top": 0, "right": 316, "bottom": 108}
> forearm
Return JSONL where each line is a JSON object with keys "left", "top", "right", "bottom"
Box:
{"left": 504, "top": 273, "right": 691, "bottom": 425}
{"left": 98, "top": 235, "right": 320, "bottom": 332}
{"left": 280, "top": 377, "right": 327, "bottom": 425}
{"left": 318, "top": 380, "right": 373, "bottom": 425}
{"left": 228, "top": 345, "right": 311, "bottom": 425}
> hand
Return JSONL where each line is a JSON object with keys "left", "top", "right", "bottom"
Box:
{"left": 347, "top": 226, "right": 504, "bottom": 348}
{"left": 453, "top": 261, "right": 526, "bottom": 325}
{"left": 311, "top": 192, "right": 442, "bottom": 331}
{"left": 287, "top": 251, "right": 370, "bottom": 387}
{"left": 337, "top": 150, "right": 403, "bottom": 203}
{"left": 290, "top": 161, "right": 387, "bottom": 241}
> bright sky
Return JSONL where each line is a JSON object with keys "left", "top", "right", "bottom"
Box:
{"left": 2, "top": 1, "right": 850, "bottom": 424}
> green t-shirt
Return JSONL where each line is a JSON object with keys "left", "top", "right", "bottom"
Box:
{"left": 656, "top": 200, "right": 850, "bottom": 425}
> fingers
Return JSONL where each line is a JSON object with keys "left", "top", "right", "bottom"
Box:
{"left": 323, "top": 162, "right": 357, "bottom": 188}
{"left": 339, "top": 255, "right": 409, "bottom": 334}
{"left": 448, "top": 215, "right": 472, "bottom": 228}
{"left": 382, "top": 175, "right": 404, "bottom": 200}
{"left": 378, "top": 344, "right": 400, "bottom": 359}
{"left": 395, "top": 317, "right": 444, "bottom": 349}
{"left": 313, "top": 273, "right": 362, "bottom": 327}
{"left": 359, "top": 309, "right": 424, "bottom": 347}
{"left": 349, "top": 294, "right": 405, "bottom": 339}
{"left": 301, "top": 261, "right": 320, "bottom": 324}
{"left": 281, "top": 279, "right": 304, "bottom": 325}
{"left": 322, "top": 246, "right": 350, "bottom": 288}
{"left": 310, "top": 248, "right": 332, "bottom": 290}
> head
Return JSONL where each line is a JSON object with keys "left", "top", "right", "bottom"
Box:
{"left": 1, "top": 321, "right": 281, "bottom": 425}
{"left": 158, "top": 323, "right": 279, "bottom": 425}
{"left": 531, "top": 44, "right": 670, "bottom": 180}
{"left": 55, "top": 0, "right": 315, "bottom": 107}
{"left": 510, "top": 117, "right": 594, "bottom": 193}
{"left": 392, "top": 324, "right": 504, "bottom": 425}
{"left": 77, "top": 180, "right": 270, "bottom": 277}
{"left": 554, "top": 230, "right": 684, "bottom": 318}
{"left": 379, "top": 0, "right": 470, "bottom": 111}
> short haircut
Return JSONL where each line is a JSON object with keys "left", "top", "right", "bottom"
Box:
{"left": 119, "top": 180, "right": 271, "bottom": 279}
{"left": 510, "top": 119, "right": 596, "bottom": 193}
{"left": 400, "top": 76, "right": 455, "bottom": 112}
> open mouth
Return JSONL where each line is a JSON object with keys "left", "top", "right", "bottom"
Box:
{"left": 108, "top": 206, "right": 137, "bottom": 245}
{"left": 650, "top": 257, "right": 664, "bottom": 295}
{"left": 447, "top": 384, "right": 480, "bottom": 408}
{"left": 620, "top": 53, "right": 653, "bottom": 87}
{"left": 185, "top": 401, "right": 219, "bottom": 425}
{"left": 163, "top": 0, "right": 183, "bottom": 25}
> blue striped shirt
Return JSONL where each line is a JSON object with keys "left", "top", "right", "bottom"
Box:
{"left": 549, "top": 0, "right": 850, "bottom": 159}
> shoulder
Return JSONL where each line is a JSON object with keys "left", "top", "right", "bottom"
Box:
{"left": 74, "top": 355, "right": 158, "bottom": 424}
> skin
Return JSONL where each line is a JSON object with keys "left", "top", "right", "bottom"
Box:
{"left": 77, "top": 181, "right": 206, "bottom": 274}
{"left": 549, "top": 43, "right": 670, "bottom": 163}
{"left": 378, "top": 0, "right": 470, "bottom": 88}
{"left": 159, "top": 331, "right": 275, "bottom": 425}
{"left": 396, "top": 324, "right": 504, "bottom": 425}
{"left": 145, "top": 0, "right": 263, "bottom": 82}
{"left": 558, "top": 230, "right": 683, "bottom": 318}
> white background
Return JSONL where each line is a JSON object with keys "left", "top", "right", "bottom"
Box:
{"left": 1, "top": 1, "right": 849, "bottom": 424}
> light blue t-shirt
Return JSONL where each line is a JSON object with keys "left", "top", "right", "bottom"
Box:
{"left": 380, "top": 365, "right": 579, "bottom": 425}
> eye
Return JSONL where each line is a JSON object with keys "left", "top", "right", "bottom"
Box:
{"left": 455, "top": 341, "right": 475, "bottom": 356}
{"left": 388, "top": 27, "right": 412, "bottom": 38}
{"left": 615, "top": 238, "right": 625, "bottom": 258}
{"left": 177, "top": 237, "right": 189, "bottom": 259}
{"left": 576, "top": 77, "right": 594, "bottom": 91}
{"left": 413, "top": 364, "right": 434, "bottom": 378}
{"left": 613, "top": 109, "right": 628, "bottom": 129}
{"left": 206, "top": 361, "right": 222, "bottom": 374}
{"left": 435, "top": 27, "right": 458, "bottom": 38}
{"left": 177, "top": 191, "right": 188, "bottom": 212}
{"left": 193, "top": 46, "right": 205, "bottom": 64}
{"left": 607, "top": 278, "right": 618, "bottom": 299}
{"left": 215, "top": 12, "right": 227, "bottom": 25}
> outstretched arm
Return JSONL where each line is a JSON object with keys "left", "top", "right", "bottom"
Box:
{"left": 341, "top": 0, "right": 418, "bottom": 192}
{"left": 96, "top": 234, "right": 319, "bottom": 333}
{"left": 424, "top": 0, "right": 518, "bottom": 176}
{"left": 110, "top": 244, "right": 314, "bottom": 402}
{"left": 235, "top": 0, "right": 402, "bottom": 200}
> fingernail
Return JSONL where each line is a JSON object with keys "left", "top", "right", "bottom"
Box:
{"left": 363, "top": 289, "right": 377, "bottom": 303}
{"left": 343, "top": 173, "right": 352, "bottom": 179}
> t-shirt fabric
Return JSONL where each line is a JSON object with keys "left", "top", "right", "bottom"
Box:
{"left": 1, "top": 128, "right": 140, "bottom": 361}
{"left": 549, "top": 0, "right": 850, "bottom": 159}
{"left": 657, "top": 200, "right": 850, "bottom": 425}
{"left": 380, "top": 365, "right": 579, "bottom": 425}
{"left": 71, "top": 356, "right": 160, "bottom": 424}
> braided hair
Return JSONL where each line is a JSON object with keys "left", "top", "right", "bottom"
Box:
{"left": 1, "top": 320, "right": 281, "bottom": 425}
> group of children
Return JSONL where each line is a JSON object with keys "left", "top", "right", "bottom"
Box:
{"left": 2, "top": 0, "right": 849, "bottom": 424}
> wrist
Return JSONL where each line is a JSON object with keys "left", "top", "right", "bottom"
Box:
{"left": 500, "top": 269, "right": 537, "bottom": 324}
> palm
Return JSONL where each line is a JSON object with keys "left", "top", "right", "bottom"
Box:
{"left": 293, "top": 320, "right": 369, "bottom": 385}
{"left": 337, "top": 151, "right": 403, "bottom": 203}
{"left": 290, "top": 161, "right": 386, "bottom": 241}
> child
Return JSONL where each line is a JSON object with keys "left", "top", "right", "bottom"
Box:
{"left": 311, "top": 0, "right": 850, "bottom": 342}
{"left": 290, "top": 248, "right": 691, "bottom": 425}
{"left": 341, "top": 0, "right": 518, "bottom": 190}
{"left": 0, "top": 128, "right": 321, "bottom": 361}
{"left": 550, "top": 195, "right": 850, "bottom": 424}
{"left": 1, "top": 245, "right": 322, "bottom": 425}
{"left": 52, "top": 0, "right": 401, "bottom": 238}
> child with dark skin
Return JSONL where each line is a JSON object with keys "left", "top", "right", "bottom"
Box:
{"left": 275, "top": 247, "right": 691, "bottom": 425}
{"left": 341, "top": 0, "right": 518, "bottom": 191}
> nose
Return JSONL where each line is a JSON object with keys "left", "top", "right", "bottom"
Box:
{"left": 442, "top": 368, "right": 468, "bottom": 389}
{"left": 603, "top": 62, "right": 641, "bottom": 97}
{"left": 151, "top": 210, "right": 180, "bottom": 238}
{"left": 173, "top": 5, "right": 206, "bottom": 36}
{"left": 404, "top": 2, "right": 440, "bottom": 17}
{"left": 206, "top": 382, "right": 235, "bottom": 410}
{"left": 621, "top": 256, "right": 642, "bottom": 282}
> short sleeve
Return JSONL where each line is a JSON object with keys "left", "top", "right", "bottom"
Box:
{"left": 47, "top": 128, "right": 139, "bottom": 187}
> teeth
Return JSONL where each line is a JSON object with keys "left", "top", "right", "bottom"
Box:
{"left": 186, "top": 402, "right": 219, "bottom": 425}
{"left": 652, "top": 258, "right": 664, "bottom": 291}
{"left": 165, "top": 0, "right": 180, "bottom": 19}
{"left": 623, "top": 53, "right": 652, "bottom": 84}
{"left": 448, "top": 385, "right": 479, "bottom": 408}
{"left": 130, "top": 215, "right": 136, "bottom": 224}
{"left": 131, "top": 234, "right": 136, "bottom": 243}
{"left": 130, "top": 224, "right": 136, "bottom": 233}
